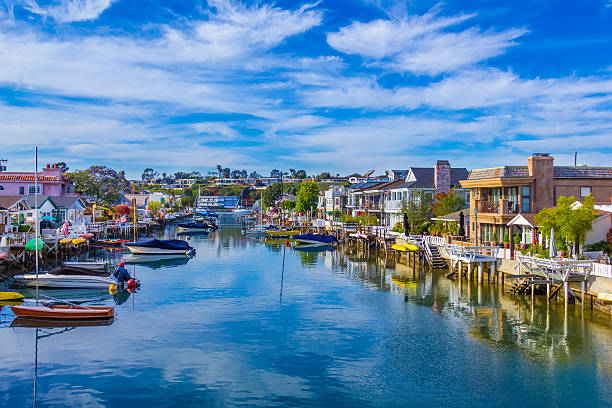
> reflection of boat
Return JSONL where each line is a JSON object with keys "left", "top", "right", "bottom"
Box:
{"left": 124, "top": 239, "right": 194, "bottom": 255}
{"left": 264, "top": 238, "right": 295, "bottom": 245}
{"left": 64, "top": 261, "right": 107, "bottom": 270}
{"left": 11, "top": 316, "right": 115, "bottom": 328}
{"left": 126, "top": 254, "right": 191, "bottom": 269}
{"left": 265, "top": 230, "right": 300, "bottom": 237}
{"left": 11, "top": 304, "right": 114, "bottom": 319}
{"left": 13, "top": 266, "right": 117, "bottom": 289}
{"left": 232, "top": 208, "right": 252, "bottom": 215}
{"left": 293, "top": 233, "right": 336, "bottom": 246}
{"left": 294, "top": 244, "right": 335, "bottom": 253}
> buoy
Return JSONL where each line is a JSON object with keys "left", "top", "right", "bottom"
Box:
{"left": 108, "top": 284, "right": 118, "bottom": 295}
{"left": 285, "top": 241, "right": 290, "bottom": 247}
{"left": 126, "top": 279, "right": 138, "bottom": 288}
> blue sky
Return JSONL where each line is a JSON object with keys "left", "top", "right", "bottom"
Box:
{"left": 1, "top": 0, "right": 611, "bottom": 178}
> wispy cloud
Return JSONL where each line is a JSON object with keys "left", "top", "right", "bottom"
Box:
{"left": 327, "top": 5, "right": 527, "bottom": 75}
{"left": 24, "top": 0, "right": 116, "bottom": 23}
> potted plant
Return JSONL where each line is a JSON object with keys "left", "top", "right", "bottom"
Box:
{"left": 503, "top": 232, "right": 509, "bottom": 249}
{"left": 514, "top": 231, "right": 521, "bottom": 249}
{"left": 491, "top": 231, "right": 498, "bottom": 246}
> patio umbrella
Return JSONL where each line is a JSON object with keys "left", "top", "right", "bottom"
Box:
{"left": 403, "top": 213, "right": 409, "bottom": 235}
{"left": 458, "top": 211, "right": 465, "bottom": 237}
{"left": 40, "top": 215, "right": 55, "bottom": 221}
{"left": 549, "top": 228, "right": 557, "bottom": 258}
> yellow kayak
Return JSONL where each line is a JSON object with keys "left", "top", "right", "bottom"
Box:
{"left": 0, "top": 292, "right": 25, "bottom": 301}
{"left": 59, "top": 238, "right": 72, "bottom": 244}
{"left": 404, "top": 244, "right": 419, "bottom": 252}
{"left": 265, "top": 230, "right": 300, "bottom": 237}
{"left": 392, "top": 244, "right": 408, "bottom": 252}
{"left": 72, "top": 238, "right": 86, "bottom": 245}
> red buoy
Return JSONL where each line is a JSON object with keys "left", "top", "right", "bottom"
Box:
{"left": 126, "top": 279, "right": 138, "bottom": 288}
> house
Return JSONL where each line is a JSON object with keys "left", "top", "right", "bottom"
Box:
{"left": 23, "top": 195, "right": 57, "bottom": 224}
{"left": 344, "top": 180, "right": 385, "bottom": 216}
{"left": 124, "top": 193, "right": 149, "bottom": 210}
{"left": 0, "top": 196, "right": 30, "bottom": 232}
{"left": 175, "top": 178, "right": 197, "bottom": 188}
{"left": 317, "top": 186, "right": 346, "bottom": 219}
{"left": 50, "top": 196, "right": 87, "bottom": 224}
{"left": 0, "top": 163, "right": 77, "bottom": 197}
{"left": 460, "top": 153, "right": 612, "bottom": 245}
{"left": 196, "top": 195, "right": 239, "bottom": 209}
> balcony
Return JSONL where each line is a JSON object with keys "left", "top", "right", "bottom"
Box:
{"left": 476, "top": 199, "right": 520, "bottom": 215}
{"left": 477, "top": 200, "right": 498, "bottom": 213}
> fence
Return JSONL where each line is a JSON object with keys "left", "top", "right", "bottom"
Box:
{"left": 592, "top": 263, "right": 612, "bottom": 279}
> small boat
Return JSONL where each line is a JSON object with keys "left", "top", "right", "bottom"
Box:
{"left": 293, "top": 233, "right": 337, "bottom": 246}
{"left": 95, "top": 238, "right": 130, "bottom": 247}
{"left": 177, "top": 221, "right": 214, "bottom": 232}
{"left": 124, "top": 238, "right": 194, "bottom": 255}
{"left": 265, "top": 230, "right": 300, "bottom": 237}
{"left": 0, "top": 292, "right": 25, "bottom": 301}
{"left": 392, "top": 244, "right": 408, "bottom": 252}
{"left": 13, "top": 266, "right": 117, "bottom": 289}
{"left": 64, "top": 261, "right": 107, "bottom": 270}
{"left": 72, "top": 238, "right": 86, "bottom": 245}
{"left": 11, "top": 304, "right": 114, "bottom": 319}
{"left": 59, "top": 238, "right": 73, "bottom": 245}
{"left": 232, "top": 208, "right": 252, "bottom": 215}
{"left": 403, "top": 244, "right": 419, "bottom": 252}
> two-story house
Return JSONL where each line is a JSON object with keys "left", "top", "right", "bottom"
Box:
{"left": 460, "top": 153, "right": 612, "bottom": 245}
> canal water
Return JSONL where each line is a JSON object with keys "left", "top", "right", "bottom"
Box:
{"left": 2, "top": 223, "right": 612, "bottom": 407}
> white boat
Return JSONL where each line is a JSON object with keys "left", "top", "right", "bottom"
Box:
{"left": 14, "top": 273, "right": 117, "bottom": 289}
{"left": 124, "top": 239, "right": 194, "bottom": 255}
{"left": 232, "top": 208, "right": 252, "bottom": 215}
{"left": 64, "top": 261, "right": 107, "bottom": 270}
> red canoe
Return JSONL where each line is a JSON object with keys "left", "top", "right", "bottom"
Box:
{"left": 11, "top": 304, "right": 115, "bottom": 319}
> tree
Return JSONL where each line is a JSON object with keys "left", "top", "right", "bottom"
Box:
{"left": 280, "top": 200, "right": 295, "bottom": 210}
{"left": 295, "top": 170, "right": 307, "bottom": 179}
{"left": 296, "top": 180, "right": 319, "bottom": 213}
{"left": 223, "top": 168, "right": 231, "bottom": 178}
{"left": 249, "top": 171, "right": 260, "bottom": 178}
{"left": 262, "top": 182, "right": 283, "bottom": 208}
{"left": 216, "top": 165, "right": 223, "bottom": 178}
{"left": 433, "top": 189, "right": 466, "bottom": 217}
{"left": 180, "top": 195, "right": 195, "bottom": 209}
{"left": 318, "top": 172, "right": 331, "bottom": 179}
{"left": 52, "top": 162, "right": 69, "bottom": 172}
{"left": 148, "top": 201, "right": 162, "bottom": 217}
{"left": 174, "top": 171, "right": 191, "bottom": 180}
{"left": 270, "top": 169, "right": 280, "bottom": 178}
{"left": 231, "top": 170, "right": 242, "bottom": 179}
{"left": 535, "top": 195, "right": 598, "bottom": 253}
{"left": 289, "top": 168, "right": 296, "bottom": 177}
{"left": 240, "top": 169, "right": 248, "bottom": 178}
{"left": 70, "top": 166, "right": 129, "bottom": 206}
{"left": 402, "top": 190, "right": 434, "bottom": 233}
{"left": 141, "top": 168, "right": 158, "bottom": 183}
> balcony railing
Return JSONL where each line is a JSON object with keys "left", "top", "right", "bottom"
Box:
{"left": 477, "top": 200, "right": 499, "bottom": 213}
{"left": 476, "top": 199, "right": 521, "bottom": 215}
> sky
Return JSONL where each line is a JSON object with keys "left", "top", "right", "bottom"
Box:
{"left": 1, "top": 0, "right": 612, "bottom": 178}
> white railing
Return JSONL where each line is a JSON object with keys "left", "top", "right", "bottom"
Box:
{"left": 592, "top": 263, "right": 612, "bottom": 279}
{"left": 421, "top": 235, "right": 446, "bottom": 246}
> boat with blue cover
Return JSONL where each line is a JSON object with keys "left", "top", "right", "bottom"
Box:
{"left": 124, "top": 239, "right": 195, "bottom": 255}
{"left": 292, "top": 233, "right": 337, "bottom": 246}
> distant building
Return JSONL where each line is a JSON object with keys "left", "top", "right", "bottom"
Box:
{"left": 0, "top": 163, "right": 77, "bottom": 197}
{"left": 196, "top": 195, "right": 239, "bottom": 209}
{"left": 175, "top": 178, "right": 197, "bottom": 188}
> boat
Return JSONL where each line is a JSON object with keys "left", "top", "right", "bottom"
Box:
{"left": 72, "top": 237, "right": 86, "bottom": 245}
{"left": 95, "top": 238, "right": 130, "bottom": 247}
{"left": 59, "top": 238, "right": 73, "bottom": 245}
{"left": 177, "top": 221, "right": 215, "bottom": 232}
{"left": 124, "top": 238, "right": 195, "bottom": 255}
{"left": 11, "top": 304, "right": 114, "bottom": 319}
{"left": 232, "top": 208, "right": 252, "bottom": 215}
{"left": 0, "top": 292, "right": 25, "bottom": 301}
{"left": 265, "top": 230, "right": 300, "bottom": 237}
{"left": 392, "top": 244, "right": 408, "bottom": 252}
{"left": 13, "top": 266, "right": 117, "bottom": 289}
{"left": 293, "top": 233, "right": 337, "bottom": 246}
{"left": 64, "top": 261, "right": 107, "bottom": 270}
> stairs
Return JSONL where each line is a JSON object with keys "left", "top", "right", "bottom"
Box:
{"left": 425, "top": 244, "right": 447, "bottom": 269}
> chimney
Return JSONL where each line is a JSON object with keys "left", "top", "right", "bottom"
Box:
{"left": 527, "top": 153, "right": 555, "bottom": 212}
{"left": 46, "top": 164, "right": 50, "bottom": 168}
{"left": 435, "top": 160, "right": 451, "bottom": 193}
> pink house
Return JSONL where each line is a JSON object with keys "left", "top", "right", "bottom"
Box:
{"left": 0, "top": 163, "right": 77, "bottom": 197}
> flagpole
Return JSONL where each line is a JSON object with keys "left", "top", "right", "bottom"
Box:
{"left": 35, "top": 147, "right": 39, "bottom": 305}
{"left": 133, "top": 198, "right": 136, "bottom": 242}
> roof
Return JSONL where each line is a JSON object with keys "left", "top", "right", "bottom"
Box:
{"left": 467, "top": 165, "right": 612, "bottom": 180}
{"left": 23, "top": 195, "right": 54, "bottom": 209}
{"left": 507, "top": 213, "right": 540, "bottom": 227}
{"left": 407, "top": 167, "right": 469, "bottom": 188}
{"left": 432, "top": 209, "right": 469, "bottom": 222}
{"left": 388, "top": 181, "right": 417, "bottom": 190}
{"left": 0, "top": 174, "right": 60, "bottom": 182}
{"left": 346, "top": 181, "right": 382, "bottom": 190}
{"left": 50, "top": 196, "right": 85, "bottom": 209}
{"left": 0, "top": 195, "right": 30, "bottom": 210}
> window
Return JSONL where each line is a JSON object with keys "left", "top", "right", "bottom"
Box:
{"left": 19, "top": 186, "right": 24, "bottom": 195}
{"left": 0, "top": 184, "right": 3, "bottom": 190}
{"left": 521, "top": 186, "right": 531, "bottom": 213}
{"left": 28, "top": 185, "right": 41, "bottom": 195}
{"left": 580, "top": 186, "right": 592, "bottom": 197}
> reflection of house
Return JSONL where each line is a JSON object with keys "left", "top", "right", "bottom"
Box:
{"left": 461, "top": 154, "right": 612, "bottom": 245}
{"left": 0, "top": 164, "right": 77, "bottom": 196}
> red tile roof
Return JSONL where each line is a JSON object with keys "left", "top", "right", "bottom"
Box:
{"left": 0, "top": 175, "right": 60, "bottom": 181}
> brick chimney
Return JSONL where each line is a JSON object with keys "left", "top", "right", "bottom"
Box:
{"left": 434, "top": 160, "right": 451, "bottom": 193}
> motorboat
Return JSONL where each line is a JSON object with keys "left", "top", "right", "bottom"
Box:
{"left": 13, "top": 266, "right": 117, "bottom": 289}
{"left": 177, "top": 221, "right": 215, "bottom": 232}
{"left": 293, "top": 233, "right": 337, "bottom": 246}
{"left": 11, "top": 304, "right": 114, "bottom": 319}
{"left": 124, "top": 238, "right": 194, "bottom": 255}
{"left": 64, "top": 261, "right": 107, "bottom": 270}
{"left": 94, "top": 238, "right": 130, "bottom": 247}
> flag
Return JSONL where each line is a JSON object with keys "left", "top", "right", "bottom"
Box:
{"left": 120, "top": 215, "right": 127, "bottom": 223}
{"left": 61, "top": 221, "right": 69, "bottom": 237}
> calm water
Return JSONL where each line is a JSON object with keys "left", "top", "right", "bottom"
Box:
{"left": 2, "top": 223, "right": 612, "bottom": 407}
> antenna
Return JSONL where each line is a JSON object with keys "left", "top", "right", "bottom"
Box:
{"left": 574, "top": 152, "right": 577, "bottom": 167}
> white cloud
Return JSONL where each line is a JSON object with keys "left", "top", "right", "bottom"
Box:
{"left": 327, "top": 6, "right": 527, "bottom": 75}
{"left": 24, "top": 0, "right": 116, "bottom": 23}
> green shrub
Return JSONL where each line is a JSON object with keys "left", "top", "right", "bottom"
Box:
{"left": 521, "top": 244, "right": 549, "bottom": 258}
{"left": 514, "top": 231, "right": 521, "bottom": 245}
{"left": 392, "top": 221, "right": 404, "bottom": 233}
{"left": 503, "top": 232, "right": 509, "bottom": 244}
{"left": 585, "top": 240, "right": 612, "bottom": 254}
{"left": 341, "top": 214, "right": 354, "bottom": 223}
{"left": 492, "top": 231, "right": 498, "bottom": 243}
{"left": 17, "top": 224, "right": 32, "bottom": 232}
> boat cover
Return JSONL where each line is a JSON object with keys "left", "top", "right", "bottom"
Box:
{"left": 49, "top": 266, "right": 110, "bottom": 277}
{"left": 125, "top": 239, "right": 194, "bottom": 251}
{"left": 292, "top": 234, "right": 336, "bottom": 244}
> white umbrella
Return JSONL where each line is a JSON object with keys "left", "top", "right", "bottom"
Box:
{"left": 549, "top": 228, "right": 557, "bottom": 258}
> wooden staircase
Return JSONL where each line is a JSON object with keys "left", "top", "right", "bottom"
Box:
{"left": 424, "top": 244, "right": 448, "bottom": 269}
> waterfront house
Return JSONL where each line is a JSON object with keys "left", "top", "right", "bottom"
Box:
{"left": 50, "top": 196, "right": 87, "bottom": 224}
{"left": 460, "top": 153, "right": 612, "bottom": 245}
{"left": 0, "top": 163, "right": 77, "bottom": 197}
{"left": 0, "top": 196, "right": 30, "bottom": 232}
{"left": 317, "top": 186, "right": 346, "bottom": 219}
{"left": 23, "top": 195, "right": 57, "bottom": 224}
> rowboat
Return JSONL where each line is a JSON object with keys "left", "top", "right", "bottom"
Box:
{"left": 11, "top": 304, "right": 114, "bottom": 319}
{"left": 0, "top": 291, "right": 25, "bottom": 301}
{"left": 124, "top": 238, "right": 194, "bottom": 255}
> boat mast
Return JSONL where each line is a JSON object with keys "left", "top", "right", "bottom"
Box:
{"left": 34, "top": 146, "right": 39, "bottom": 305}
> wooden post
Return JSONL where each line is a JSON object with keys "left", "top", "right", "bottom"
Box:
{"left": 478, "top": 263, "right": 483, "bottom": 284}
